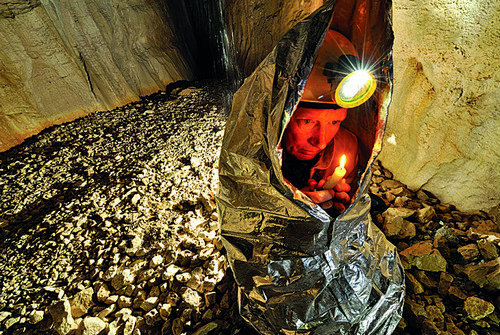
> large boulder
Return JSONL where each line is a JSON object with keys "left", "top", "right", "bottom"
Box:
{"left": 0, "top": 0, "right": 194, "bottom": 151}
{"left": 379, "top": 0, "right": 500, "bottom": 212}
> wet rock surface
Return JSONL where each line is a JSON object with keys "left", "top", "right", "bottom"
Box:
{"left": 0, "top": 81, "right": 499, "bottom": 335}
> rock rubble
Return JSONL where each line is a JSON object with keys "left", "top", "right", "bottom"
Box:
{"left": 370, "top": 161, "right": 500, "bottom": 335}
{"left": 0, "top": 80, "right": 498, "bottom": 335}
{"left": 0, "top": 82, "right": 256, "bottom": 335}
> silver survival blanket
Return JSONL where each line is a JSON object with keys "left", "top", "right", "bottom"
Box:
{"left": 216, "top": 2, "right": 405, "bottom": 334}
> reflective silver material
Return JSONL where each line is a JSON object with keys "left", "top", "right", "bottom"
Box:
{"left": 216, "top": 2, "right": 405, "bottom": 334}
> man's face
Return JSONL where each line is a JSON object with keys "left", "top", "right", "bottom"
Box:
{"left": 284, "top": 106, "right": 347, "bottom": 160}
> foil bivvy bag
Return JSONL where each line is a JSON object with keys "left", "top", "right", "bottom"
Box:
{"left": 216, "top": 2, "right": 405, "bottom": 334}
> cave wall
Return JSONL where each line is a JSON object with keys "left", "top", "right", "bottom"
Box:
{"left": 0, "top": 0, "right": 194, "bottom": 151}
{"left": 379, "top": 0, "right": 500, "bottom": 213}
{"left": 225, "top": 0, "right": 499, "bottom": 213}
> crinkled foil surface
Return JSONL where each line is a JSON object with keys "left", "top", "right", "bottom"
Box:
{"left": 216, "top": 2, "right": 405, "bottom": 334}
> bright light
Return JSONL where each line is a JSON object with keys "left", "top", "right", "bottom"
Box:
{"left": 339, "top": 71, "right": 372, "bottom": 99}
{"left": 334, "top": 70, "right": 376, "bottom": 108}
{"left": 340, "top": 154, "right": 347, "bottom": 169}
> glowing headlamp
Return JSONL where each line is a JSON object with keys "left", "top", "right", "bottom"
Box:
{"left": 333, "top": 70, "right": 377, "bottom": 108}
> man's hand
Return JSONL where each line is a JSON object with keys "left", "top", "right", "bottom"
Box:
{"left": 300, "top": 178, "right": 351, "bottom": 212}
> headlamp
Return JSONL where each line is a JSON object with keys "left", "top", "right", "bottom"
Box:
{"left": 334, "top": 70, "right": 376, "bottom": 108}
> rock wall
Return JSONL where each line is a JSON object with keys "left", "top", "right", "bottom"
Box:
{"left": 379, "top": 0, "right": 500, "bottom": 213}
{"left": 0, "top": 0, "right": 194, "bottom": 151}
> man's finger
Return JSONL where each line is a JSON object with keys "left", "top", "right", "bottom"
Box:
{"left": 333, "top": 202, "right": 346, "bottom": 212}
{"left": 335, "top": 191, "right": 350, "bottom": 203}
{"left": 302, "top": 190, "right": 334, "bottom": 204}
{"left": 307, "top": 179, "right": 318, "bottom": 188}
{"left": 320, "top": 200, "right": 333, "bottom": 209}
{"left": 334, "top": 179, "right": 351, "bottom": 193}
{"left": 317, "top": 179, "right": 326, "bottom": 189}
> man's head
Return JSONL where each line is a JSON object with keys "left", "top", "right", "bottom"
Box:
{"left": 284, "top": 106, "right": 347, "bottom": 161}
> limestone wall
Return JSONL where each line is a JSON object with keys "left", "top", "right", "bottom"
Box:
{"left": 379, "top": 0, "right": 500, "bottom": 213}
{"left": 0, "top": 0, "right": 194, "bottom": 151}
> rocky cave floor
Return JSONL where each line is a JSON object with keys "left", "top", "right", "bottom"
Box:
{"left": 0, "top": 81, "right": 499, "bottom": 335}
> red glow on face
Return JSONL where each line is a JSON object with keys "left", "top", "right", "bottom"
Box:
{"left": 284, "top": 107, "right": 347, "bottom": 160}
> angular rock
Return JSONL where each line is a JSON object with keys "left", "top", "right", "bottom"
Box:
{"left": 477, "top": 239, "right": 499, "bottom": 260}
{"left": 111, "top": 269, "right": 135, "bottom": 290}
{"left": 123, "top": 315, "right": 137, "bottom": 335}
{"left": 400, "top": 241, "right": 447, "bottom": 272}
{"left": 181, "top": 287, "right": 202, "bottom": 309}
{"left": 417, "top": 205, "right": 436, "bottom": 224}
{"left": 406, "top": 272, "right": 424, "bottom": 294}
{"left": 192, "top": 322, "right": 219, "bottom": 335}
{"left": 448, "top": 286, "right": 468, "bottom": 301}
{"left": 49, "top": 299, "right": 77, "bottom": 335}
{"left": 457, "top": 244, "right": 480, "bottom": 261}
{"left": 81, "top": 316, "right": 107, "bottom": 335}
{"left": 29, "top": 310, "right": 45, "bottom": 324}
{"left": 144, "top": 308, "right": 161, "bottom": 326}
{"left": 140, "top": 296, "right": 159, "bottom": 312}
{"left": 438, "top": 272, "right": 454, "bottom": 296}
{"left": 159, "top": 303, "right": 172, "bottom": 320}
{"left": 464, "top": 257, "right": 500, "bottom": 289}
{"left": 95, "top": 282, "right": 111, "bottom": 302}
{"left": 71, "top": 287, "right": 94, "bottom": 318}
{"left": 464, "top": 297, "right": 495, "bottom": 321}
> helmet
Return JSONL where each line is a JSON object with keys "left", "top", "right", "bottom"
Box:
{"left": 302, "top": 30, "right": 376, "bottom": 108}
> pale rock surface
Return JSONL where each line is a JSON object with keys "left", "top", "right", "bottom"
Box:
{"left": 0, "top": 0, "right": 193, "bottom": 151}
{"left": 379, "top": 0, "right": 500, "bottom": 212}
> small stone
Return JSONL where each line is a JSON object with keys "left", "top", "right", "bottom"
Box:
{"left": 4, "top": 317, "right": 20, "bottom": 329}
{"left": 477, "top": 239, "right": 499, "bottom": 260}
{"left": 123, "top": 315, "right": 137, "bottom": 335}
{"left": 140, "top": 297, "right": 159, "bottom": 312}
{"left": 394, "top": 196, "right": 409, "bottom": 207}
{"left": 464, "top": 257, "right": 500, "bottom": 289}
{"left": 81, "top": 316, "right": 107, "bottom": 335}
{"left": 176, "top": 272, "right": 192, "bottom": 283}
{"left": 417, "top": 205, "right": 436, "bottom": 223}
{"left": 49, "top": 299, "right": 77, "bottom": 335}
{"left": 438, "top": 272, "right": 454, "bottom": 295}
{"left": 112, "top": 269, "right": 135, "bottom": 290}
{"left": 159, "top": 303, "right": 172, "bottom": 320}
{"left": 150, "top": 255, "right": 163, "bottom": 268}
{"left": 163, "top": 264, "right": 181, "bottom": 280}
{"left": 95, "top": 282, "right": 111, "bottom": 302}
{"left": 380, "top": 179, "right": 404, "bottom": 190}
{"left": 115, "top": 308, "right": 132, "bottom": 320}
{"left": 0, "top": 311, "right": 11, "bottom": 323}
{"left": 29, "top": 310, "right": 45, "bottom": 324}
{"left": 118, "top": 296, "right": 133, "bottom": 308}
{"left": 204, "top": 291, "right": 217, "bottom": 306}
{"left": 71, "top": 287, "right": 94, "bottom": 318}
{"left": 192, "top": 322, "right": 219, "bottom": 335}
{"left": 457, "top": 244, "right": 480, "bottom": 261}
{"left": 97, "top": 304, "right": 116, "bottom": 319}
{"left": 406, "top": 272, "right": 424, "bottom": 294}
{"left": 181, "top": 287, "right": 202, "bottom": 309}
{"left": 383, "top": 207, "right": 416, "bottom": 222}
{"left": 400, "top": 241, "right": 447, "bottom": 272}
{"left": 144, "top": 308, "right": 161, "bottom": 326}
{"left": 104, "top": 295, "right": 119, "bottom": 305}
{"left": 172, "top": 318, "right": 183, "bottom": 335}
{"left": 464, "top": 297, "right": 495, "bottom": 320}
{"left": 448, "top": 286, "right": 468, "bottom": 300}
